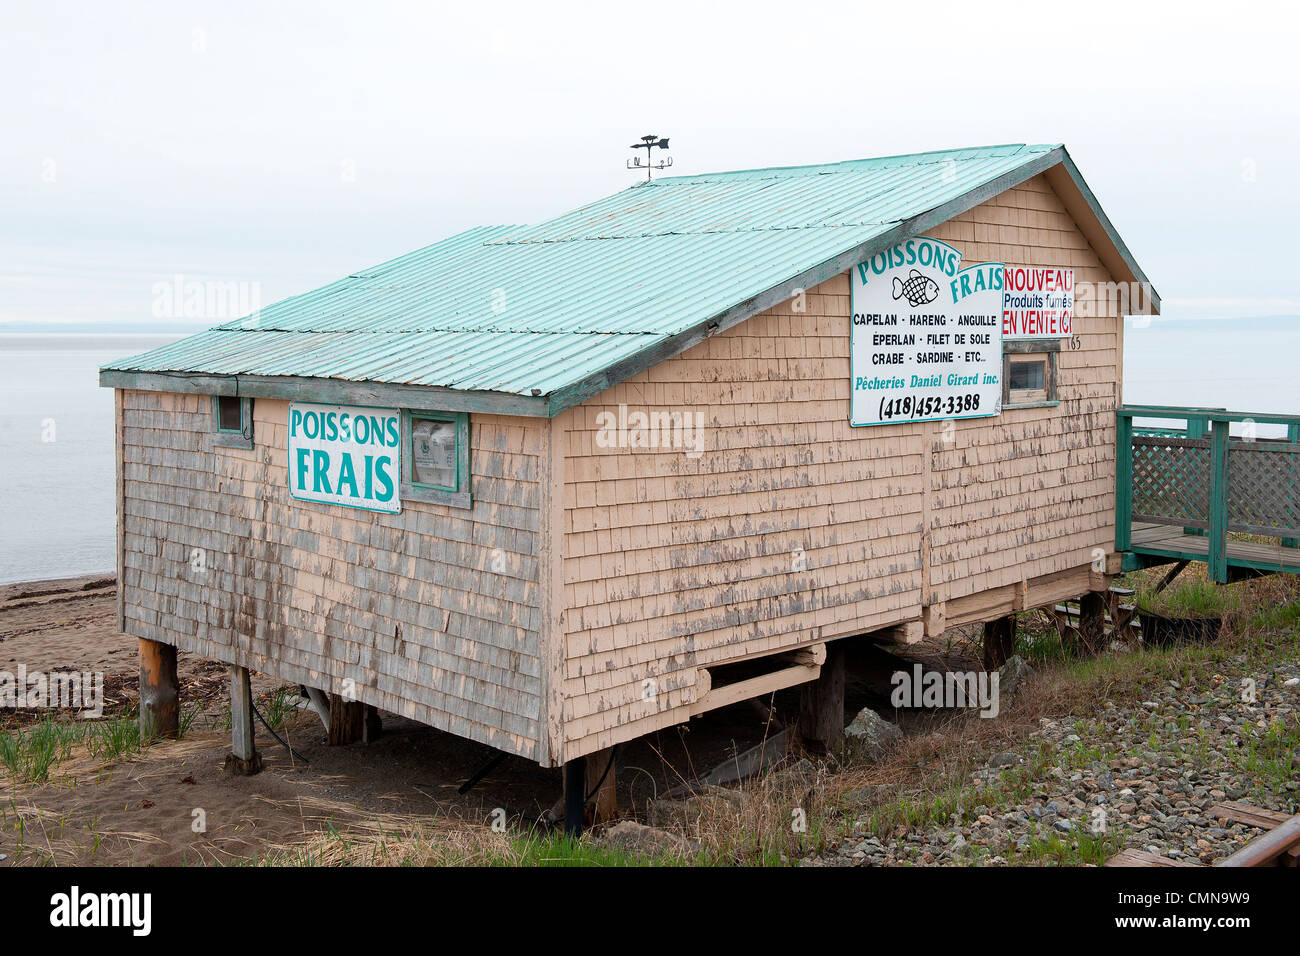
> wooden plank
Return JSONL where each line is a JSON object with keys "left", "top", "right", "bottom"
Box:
{"left": 1105, "top": 848, "right": 1199, "bottom": 868}
{"left": 690, "top": 663, "right": 820, "bottom": 717}
{"left": 1131, "top": 523, "right": 1300, "bottom": 572}
{"left": 1210, "top": 801, "right": 1292, "bottom": 830}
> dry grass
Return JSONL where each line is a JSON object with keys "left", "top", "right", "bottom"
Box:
{"left": 664, "top": 568, "right": 1300, "bottom": 863}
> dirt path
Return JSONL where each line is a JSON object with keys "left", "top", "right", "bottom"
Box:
{"left": 0, "top": 576, "right": 806, "bottom": 865}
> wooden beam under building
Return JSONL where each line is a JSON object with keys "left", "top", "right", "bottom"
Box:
{"left": 225, "top": 665, "right": 263, "bottom": 775}
{"left": 138, "top": 638, "right": 179, "bottom": 740}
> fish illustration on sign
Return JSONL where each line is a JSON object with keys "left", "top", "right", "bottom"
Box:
{"left": 892, "top": 269, "right": 940, "bottom": 307}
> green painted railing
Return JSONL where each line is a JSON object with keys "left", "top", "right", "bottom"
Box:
{"left": 1117, "top": 405, "right": 1300, "bottom": 583}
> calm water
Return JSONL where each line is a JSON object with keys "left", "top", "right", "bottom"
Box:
{"left": 0, "top": 335, "right": 181, "bottom": 584}
{"left": 1, "top": 324, "right": 1297, "bottom": 585}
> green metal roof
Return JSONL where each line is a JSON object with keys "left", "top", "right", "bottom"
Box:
{"left": 101, "top": 143, "right": 1154, "bottom": 416}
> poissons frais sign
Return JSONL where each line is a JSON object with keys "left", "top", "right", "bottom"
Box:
{"left": 850, "top": 237, "right": 1003, "bottom": 426}
{"left": 287, "top": 403, "right": 401, "bottom": 513}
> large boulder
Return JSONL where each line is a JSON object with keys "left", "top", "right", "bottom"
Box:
{"left": 599, "top": 821, "right": 703, "bottom": 858}
{"left": 843, "top": 707, "right": 902, "bottom": 761}
{"left": 998, "top": 655, "right": 1034, "bottom": 700}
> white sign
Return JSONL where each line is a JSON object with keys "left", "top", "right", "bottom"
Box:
{"left": 1002, "top": 266, "right": 1074, "bottom": 339}
{"left": 287, "top": 403, "right": 401, "bottom": 512}
{"left": 851, "top": 237, "right": 1004, "bottom": 427}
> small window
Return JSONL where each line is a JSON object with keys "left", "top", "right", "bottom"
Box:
{"left": 411, "top": 418, "right": 457, "bottom": 489}
{"left": 1002, "top": 345, "right": 1058, "bottom": 408}
{"left": 216, "top": 396, "right": 243, "bottom": 432}
{"left": 1009, "top": 359, "right": 1045, "bottom": 392}
{"left": 211, "top": 395, "right": 254, "bottom": 448}
{"left": 401, "top": 410, "right": 470, "bottom": 507}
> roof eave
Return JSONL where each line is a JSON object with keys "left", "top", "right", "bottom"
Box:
{"left": 99, "top": 368, "right": 551, "bottom": 417}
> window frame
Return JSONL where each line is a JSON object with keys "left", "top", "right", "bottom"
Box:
{"left": 1002, "top": 340, "right": 1060, "bottom": 410}
{"left": 211, "top": 395, "right": 254, "bottom": 449}
{"left": 401, "top": 409, "right": 471, "bottom": 508}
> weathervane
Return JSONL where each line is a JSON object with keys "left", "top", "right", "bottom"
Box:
{"left": 627, "top": 134, "right": 672, "bottom": 180}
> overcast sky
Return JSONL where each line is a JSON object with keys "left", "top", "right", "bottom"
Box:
{"left": 3, "top": 0, "right": 1297, "bottom": 328}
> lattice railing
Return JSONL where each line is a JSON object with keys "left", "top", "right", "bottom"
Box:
{"left": 1227, "top": 441, "right": 1300, "bottom": 536}
{"left": 1131, "top": 436, "right": 1210, "bottom": 529}
{"left": 1118, "top": 406, "right": 1300, "bottom": 582}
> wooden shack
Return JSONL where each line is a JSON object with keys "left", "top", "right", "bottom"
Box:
{"left": 101, "top": 143, "right": 1157, "bottom": 826}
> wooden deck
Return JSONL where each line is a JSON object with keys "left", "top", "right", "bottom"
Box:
{"left": 1130, "top": 522, "right": 1300, "bottom": 574}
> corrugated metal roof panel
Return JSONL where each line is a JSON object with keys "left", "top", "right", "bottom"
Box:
{"left": 104, "top": 144, "right": 1066, "bottom": 397}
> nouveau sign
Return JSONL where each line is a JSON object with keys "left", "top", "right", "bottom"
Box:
{"left": 850, "top": 238, "right": 1004, "bottom": 426}
{"left": 1003, "top": 265, "right": 1074, "bottom": 339}
{"left": 288, "top": 403, "right": 401, "bottom": 513}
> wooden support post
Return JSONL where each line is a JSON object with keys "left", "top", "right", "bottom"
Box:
{"left": 224, "top": 665, "right": 262, "bottom": 775}
{"left": 797, "top": 642, "right": 846, "bottom": 755}
{"left": 559, "top": 748, "right": 618, "bottom": 828}
{"left": 138, "top": 638, "right": 179, "bottom": 740}
{"left": 563, "top": 757, "right": 586, "bottom": 837}
{"left": 584, "top": 746, "right": 618, "bottom": 825}
{"left": 983, "top": 615, "right": 1016, "bottom": 670}
{"left": 1284, "top": 422, "right": 1299, "bottom": 549}
{"left": 363, "top": 704, "right": 382, "bottom": 744}
{"left": 1184, "top": 418, "right": 1207, "bottom": 537}
{"left": 327, "top": 693, "right": 367, "bottom": 745}
{"left": 1078, "top": 591, "right": 1107, "bottom": 656}
{"left": 1208, "top": 419, "right": 1230, "bottom": 584}
{"left": 1115, "top": 411, "right": 1133, "bottom": 552}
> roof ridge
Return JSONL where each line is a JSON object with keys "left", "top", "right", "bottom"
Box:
{"left": 646, "top": 143, "right": 1060, "bottom": 186}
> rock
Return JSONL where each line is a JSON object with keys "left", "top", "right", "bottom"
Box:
{"left": 988, "top": 751, "right": 1019, "bottom": 769}
{"left": 765, "top": 758, "right": 816, "bottom": 790}
{"left": 841, "top": 784, "right": 887, "bottom": 806}
{"left": 599, "top": 821, "right": 702, "bottom": 857}
{"left": 648, "top": 785, "right": 744, "bottom": 827}
{"left": 997, "top": 655, "right": 1034, "bottom": 699}
{"left": 1052, "top": 819, "right": 1075, "bottom": 833}
{"left": 843, "top": 707, "right": 902, "bottom": 761}
{"left": 1283, "top": 677, "right": 1299, "bottom": 690}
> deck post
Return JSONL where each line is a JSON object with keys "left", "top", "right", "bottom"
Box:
{"left": 1185, "top": 417, "right": 1207, "bottom": 537}
{"left": 1284, "top": 422, "right": 1299, "bottom": 550}
{"left": 1115, "top": 411, "right": 1133, "bottom": 553}
{"left": 1208, "top": 419, "right": 1230, "bottom": 584}
{"left": 983, "top": 615, "right": 1016, "bottom": 670}
{"left": 563, "top": 757, "right": 587, "bottom": 837}
{"left": 138, "top": 638, "right": 179, "bottom": 740}
{"left": 797, "top": 642, "right": 846, "bottom": 754}
{"left": 225, "top": 665, "right": 263, "bottom": 775}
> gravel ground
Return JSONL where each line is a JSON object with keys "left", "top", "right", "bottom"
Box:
{"left": 808, "top": 654, "right": 1300, "bottom": 867}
